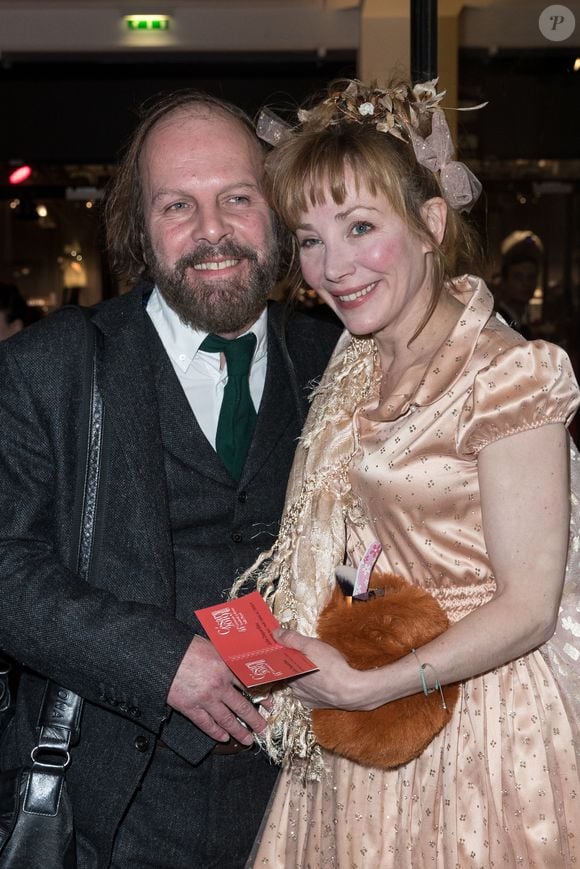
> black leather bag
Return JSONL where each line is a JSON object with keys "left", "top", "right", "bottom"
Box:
{"left": 0, "top": 769, "right": 75, "bottom": 868}
{"left": 0, "top": 311, "right": 103, "bottom": 868}
{"left": 0, "top": 685, "right": 83, "bottom": 868}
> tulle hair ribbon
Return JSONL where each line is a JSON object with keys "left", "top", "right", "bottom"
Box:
{"left": 408, "top": 110, "right": 482, "bottom": 213}
{"left": 256, "top": 108, "right": 292, "bottom": 147}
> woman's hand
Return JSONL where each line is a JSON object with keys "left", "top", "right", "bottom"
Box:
{"left": 274, "top": 628, "right": 375, "bottom": 711}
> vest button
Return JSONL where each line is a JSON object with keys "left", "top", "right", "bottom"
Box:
{"left": 134, "top": 735, "right": 150, "bottom": 753}
{"left": 231, "top": 532, "right": 242, "bottom": 543}
{"left": 237, "top": 491, "right": 248, "bottom": 504}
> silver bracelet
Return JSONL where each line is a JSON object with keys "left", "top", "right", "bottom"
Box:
{"left": 411, "top": 648, "right": 448, "bottom": 711}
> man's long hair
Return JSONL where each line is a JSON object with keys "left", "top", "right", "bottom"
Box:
{"left": 104, "top": 91, "right": 263, "bottom": 288}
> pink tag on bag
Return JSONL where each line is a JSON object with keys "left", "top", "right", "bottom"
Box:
{"left": 352, "top": 540, "right": 382, "bottom": 598}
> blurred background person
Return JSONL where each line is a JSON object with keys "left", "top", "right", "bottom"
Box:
{"left": 492, "top": 230, "right": 543, "bottom": 338}
{"left": 0, "top": 282, "right": 29, "bottom": 340}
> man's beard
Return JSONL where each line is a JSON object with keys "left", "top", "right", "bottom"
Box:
{"left": 143, "top": 234, "right": 280, "bottom": 335}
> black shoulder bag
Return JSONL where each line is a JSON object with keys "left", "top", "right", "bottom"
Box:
{"left": 0, "top": 312, "right": 103, "bottom": 868}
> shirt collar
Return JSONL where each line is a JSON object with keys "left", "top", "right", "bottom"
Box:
{"left": 146, "top": 286, "right": 268, "bottom": 373}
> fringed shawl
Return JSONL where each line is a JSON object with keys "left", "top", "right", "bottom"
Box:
{"left": 231, "top": 330, "right": 380, "bottom": 778}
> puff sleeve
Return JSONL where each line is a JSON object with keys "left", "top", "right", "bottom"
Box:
{"left": 457, "top": 340, "right": 580, "bottom": 458}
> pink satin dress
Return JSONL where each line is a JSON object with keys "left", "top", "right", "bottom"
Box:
{"left": 251, "top": 278, "right": 580, "bottom": 868}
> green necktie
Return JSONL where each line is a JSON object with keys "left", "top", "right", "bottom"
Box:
{"left": 199, "top": 332, "right": 257, "bottom": 480}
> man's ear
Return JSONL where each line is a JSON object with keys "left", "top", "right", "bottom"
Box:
{"left": 421, "top": 197, "right": 447, "bottom": 247}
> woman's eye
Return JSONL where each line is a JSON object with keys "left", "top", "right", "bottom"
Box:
{"left": 228, "top": 195, "right": 250, "bottom": 205}
{"left": 298, "top": 237, "right": 320, "bottom": 250}
{"left": 166, "top": 202, "right": 187, "bottom": 212}
{"left": 351, "top": 221, "right": 372, "bottom": 237}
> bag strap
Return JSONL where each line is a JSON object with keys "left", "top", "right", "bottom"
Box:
{"left": 24, "top": 310, "right": 103, "bottom": 810}
{"left": 0, "top": 656, "right": 11, "bottom": 715}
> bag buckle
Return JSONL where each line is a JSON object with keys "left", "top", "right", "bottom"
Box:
{"left": 30, "top": 747, "right": 71, "bottom": 771}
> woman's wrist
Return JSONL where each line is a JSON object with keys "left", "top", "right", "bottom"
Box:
{"left": 353, "top": 654, "right": 426, "bottom": 711}
{"left": 350, "top": 666, "right": 397, "bottom": 711}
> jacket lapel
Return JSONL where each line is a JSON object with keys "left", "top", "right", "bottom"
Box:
{"left": 91, "top": 287, "right": 175, "bottom": 586}
{"left": 241, "top": 303, "right": 301, "bottom": 486}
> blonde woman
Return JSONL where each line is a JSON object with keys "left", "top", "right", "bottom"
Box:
{"left": 237, "top": 79, "right": 580, "bottom": 867}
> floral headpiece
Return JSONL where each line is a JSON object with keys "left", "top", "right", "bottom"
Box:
{"left": 257, "top": 78, "right": 485, "bottom": 213}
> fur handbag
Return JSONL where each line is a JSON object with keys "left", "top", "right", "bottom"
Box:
{"left": 312, "top": 572, "right": 459, "bottom": 769}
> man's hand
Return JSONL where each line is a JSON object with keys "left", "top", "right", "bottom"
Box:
{"left": 167, "top": 635, "right": 266, "bottom": 744}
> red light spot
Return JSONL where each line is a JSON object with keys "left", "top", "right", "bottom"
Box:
{"left": 9, "top": 165, "right": 32, "bottom": 184}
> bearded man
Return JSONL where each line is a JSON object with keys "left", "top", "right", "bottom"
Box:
{"left": 0, "top": 92, "right": 339, "bottom": 868}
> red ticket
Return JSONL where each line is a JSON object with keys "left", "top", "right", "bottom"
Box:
{"left": 195, "top": 591, "right": 318, "bottom": 688}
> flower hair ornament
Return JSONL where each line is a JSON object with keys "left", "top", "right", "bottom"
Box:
{"left": 256, "top": 78, "right": 486, "bottom": 213}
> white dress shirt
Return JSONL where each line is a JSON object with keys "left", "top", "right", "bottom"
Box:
{"left": 146, "top": 287, "right": 268, "bottom": 449}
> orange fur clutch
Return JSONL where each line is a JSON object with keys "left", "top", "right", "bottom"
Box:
{"left": 312, "top": 572, "right": 459, "bottom": 769}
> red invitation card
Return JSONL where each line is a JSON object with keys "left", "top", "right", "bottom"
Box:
{"left": 195, "top": 591, "right": 318, "bottom": 688}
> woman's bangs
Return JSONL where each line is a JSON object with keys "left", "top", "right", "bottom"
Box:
{"left": 274, "top": 131, "right": 407, "bottom": 227}
{"left": 279, "top": 152, "right": 347, "bottom": 228}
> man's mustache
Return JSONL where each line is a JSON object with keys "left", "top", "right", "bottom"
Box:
{"left": 175, "top": 242, "right": 259, "bottom": 272}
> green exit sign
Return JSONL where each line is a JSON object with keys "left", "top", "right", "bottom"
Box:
{"left": 125, "top": 15, "right": 171, "bottom": 31}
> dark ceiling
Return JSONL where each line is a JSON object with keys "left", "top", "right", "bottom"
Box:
{"left": 0, "top": 46, "right": 577, "bottom": 191}
{"left": 0, "top": 51, "right": 357, "bottom": 164}
{"left": 459, "top": 47, "right": 579, "bottom": 161}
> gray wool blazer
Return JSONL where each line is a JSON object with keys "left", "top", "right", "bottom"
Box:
{"left": 0, "top": 283, "right": 341, "bottom": 864}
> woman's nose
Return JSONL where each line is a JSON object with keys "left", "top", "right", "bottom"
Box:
{"left": 323, "top": 246, "right": 356, "bottom": 283}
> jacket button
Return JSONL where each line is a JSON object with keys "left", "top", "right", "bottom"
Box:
{"left": 231, "top": 532, "right": 242, "bottom": 543}
{"left": 134, "top": 735, "right": 150, "bottom": 753}
{"left": 237, "top": 491, "right": 247, "bottom": 504}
